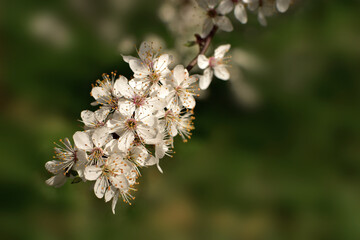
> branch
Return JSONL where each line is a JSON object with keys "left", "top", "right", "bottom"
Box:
{"left": 186, "top": 25, "right": 218, "bottom": 72}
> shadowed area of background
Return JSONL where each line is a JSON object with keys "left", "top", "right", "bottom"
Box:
{"left": 1, "top": 0, "right": 360, "bottom": 239}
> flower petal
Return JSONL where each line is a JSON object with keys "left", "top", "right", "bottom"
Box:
{"left": 94, "top": 108, "right": 110, "bottom": 123}
{"left": 81, "top": 110, "right": 96, "bottom": 127}
{"left": 234, "top": 3, "right": 248, "bottom": 24}
{"left": 45, "top": 174, "right": 67, "bottom": 188}
{"left": 208, "top": 0, "right": 218, "bottom": 9}
{"left": 154, "top": 84, "right": 169, "bottom": 98}
{"left": 137, "top": 124, "right": 157, "bottom": 142}
{"left": 118, "top": 99, "right": 136, "bottom": 116}
{"left": 114, "top": 75, "right": 134, "bottom": 99}
{"left": 157, "top": 164, "right": 163, "bottom": 173}
{"left": 155, "top": 144, "right": 166, "bottom": 159}
{"left": 91, "top": 86, "right": 108, "bottom": 101}
{"left": 92, "top": 127, "right": 111, "bottom": 148}
{"left": 136, "top": 108, "right": 155, "bottom": 126}
{"left": 202, "top": 17, "right": 214, "bottom": 37}
{"left": 214, "top": 65, "right": 230, "bottom": 80}
{"left": 258, "top": 8, "right": 267, "bottom": 27}
{"left": 74, "top": 149, "right": 87, "bottom": 177}
{"left": 110, "top": 174, "right": 129, "bottom": 190}
{"left": 217, "top": 0, "right": 234, "bottom": 15}
{"left": 169, "top": 123, "right": 178, "bottom": 137}
{"left": 122, "top": 55, "right": 138, "bottom": 63}
{"left": 154, "top": 54, "right": 170, "bottom": 73}
{"left": 112, "top": 192, "right": 119, "bottom": 214}
{"left": 45, "top": 160, "right": 63, "bottom": 174}
{"left": 180, "top": 94, "right": 196, "bottom": 109}
{"left": 117, "top": 131, "right": 135, "bottom": 152}
{"left": 144, "top": 155, "right": 163, "bottom": 173}
{"left": 245, "top": 1, "right": 258, "bottom": 11}
{"left": 214, "top": 44, "right": 231, "bottom": 59}
{"left": 196, "top": 0, "right": 209, "bottom": 10}
{"left": 199, "top": 68, "right": 213, "bottom": 90}
{"left": 197, "top": 54, "right": 209, "bottom": 69}
{"left": 84, "top": 165, "right": 102, "bottom": 180}
{"left": 129, "top": 59, "right": 150, "bottom": 78}
{"left": 132, "top": 145, "right": 149, "bottom": 166}
{"left": 276, "top": 0, "right": 290, "bottom": 13}
{"left": 73, "top": 131, "right": 93, "bottom": 151}
{"left": 215, "top": 16, "right": 233, "bottom": 32}
{"left": 105, "top": 186, "right": 115, "bottom": 202}
{"left": 107, "top": 118, "right": 126, "bottom": 135}
{"left": 94, "top": 176, "right": 107, "bottom": 198}
{"left": 173, "top": 65, "right": 186, "bottom": 86}
{"left": 138, "top": 41, "right": 153, "bottom": 61}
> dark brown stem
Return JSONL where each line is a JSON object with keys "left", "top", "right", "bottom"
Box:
{"left": 186, "top": 25, "right": 218, "bottom": 72}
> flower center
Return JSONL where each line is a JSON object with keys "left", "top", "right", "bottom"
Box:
{"left": 105, "top": 97, "right": 118, "bottom": 110}
{"left": 232, "top": 0, "right": 239, "bottom": 3}
{"left": 126, "top": 118, "right": 137, "bottom": 130}
{"left": 89, "top": 147, "right": 104, "bottom": 166}
{"left": 150, "top": 71, "right": 160, "bottom": 83}
{"left": 175, "top": 86, "right": 183, "bottom": 95}
{"left": 91, "top": 147, "right": 103, "bottom": 159}
{"left": 95, "top": 121, "right": 105, "bottom": 128}
{"left": 209, "top": 57, "right": 217, "bottom": 67}
{"left": 207, "top": 9, "right": 217, "bottom": 18}
{"left": 102, "top": 165, "right": 114, "bottom": 176}
{"left": 132, "top": 136, "right": 142, "bottom": 146}
{"left": 133, "top": 94, "right": 145, "bottom": 107}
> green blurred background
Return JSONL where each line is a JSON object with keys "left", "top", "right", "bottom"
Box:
{"left": 1, "top": 0, "right": 360, "bottom": 239}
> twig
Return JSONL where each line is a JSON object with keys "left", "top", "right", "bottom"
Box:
{"left": 186, "top": 25, "right": 218, "bottom": 72}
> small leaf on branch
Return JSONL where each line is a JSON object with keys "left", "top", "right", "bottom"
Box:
{"left": 184, "top": 41, "right": 196, "bottom": 47}
{"left": 71, "top": 177, "right": 82, "bottom": 184}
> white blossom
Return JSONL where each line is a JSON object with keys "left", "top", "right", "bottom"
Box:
{"left": 166, "top": 65, "right": 197, "bottom": 109}
{"left": 73, "top": 129, "right": 112, "bottom": 166}
{"left": 123, "top": 42, "right": 172, "bottom": 98}
{"left": 81, "top": 108, "right": 110, "bottom": 134}
{"left": 144, "top": 132, "right": 174, "bottom": 173}
{"left": 159, "top": 104, "right": 194, "bottom": 141}
{"left": 84, "top": 154, "right": 138, "bottom": 201}
{"left": 196, "top": 0, "right": 233, "bottom": 36}
{"left": 115, "top": 75, "right": 164, "bottom": 115}
{"left": 45, "top": 138, "right": 87, "bottom": 186}
{"left": 107, "top": 109, "right": 157, "bottom": 152}
{"left": 197, "top": 44, "right": 231, "bottom": 90}
{"left": 91, "top": 72, "right": 123, "bottom": 111}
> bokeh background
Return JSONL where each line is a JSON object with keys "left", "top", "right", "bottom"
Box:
{"left": 1, "top": 0, "right": 360, "bottom": 239}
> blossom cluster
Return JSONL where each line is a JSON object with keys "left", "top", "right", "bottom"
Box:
{"left": 45, "top": 0, "right": 293, "bottom": 214}
{"left": 197, "top": 0, "right": 291, "bottom": 34}
{"left": 45, "top": 42, "right": 202, "bottom": 213}
{"left": 193, "top": 0, "right": 291, "bottom": 90}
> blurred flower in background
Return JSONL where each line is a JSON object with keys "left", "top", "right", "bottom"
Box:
{"left": 29, "top": 12, "right": 73, "bottom": 49}
{"left": 1, "top": 0, "right": 360, "bottom": 239}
